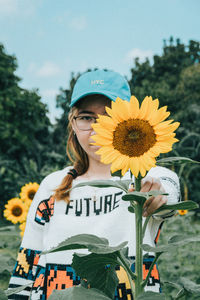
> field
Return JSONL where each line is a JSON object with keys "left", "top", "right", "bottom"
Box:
{"left": 0, "top": 212, "right": 199, "bottom": 299}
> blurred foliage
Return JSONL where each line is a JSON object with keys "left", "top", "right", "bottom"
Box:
{"left": 0, "top": 213, "right": 200, "bottom": 298}
{"left": 158, "top": 212, "right": 200, "bottom": 299}
{"left": 0, "top": 44, "right": 68, "bottom": 217}
{"left": 128, "top": 37, "right": 200, "bottom": 215}
{"left": 0, "top": 225, "right": 21, "bottom": 290}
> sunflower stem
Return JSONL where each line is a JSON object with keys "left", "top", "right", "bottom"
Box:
{"left": 135, "top": 175, "right": 142, "bottom": 191}
{"left": 142, "top": 215, "right": 151, "bottom": 238}
{"left": 141, "top": 252, "right": 161, "bottom": 288}
{"left": 134, "top": 175, "right": 144, "bottom": 298}
{"left": 117, "top": 252, "right": 136, "bottom": 297}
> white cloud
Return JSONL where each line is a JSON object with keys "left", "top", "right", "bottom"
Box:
{"left": 28, "top": 62, "right": 62, "bottom": 78}
{"left": 40, "top": 89, "right": 58, "bottom": 99}
{"left": 125, "top": 48, "right": 153, "bottom": 64}
{"left": 70, "top": 16, "right": 87, "bottom": 31}
{"left": 54, "top": 11, "right": 70, "bottom": 24}
{"left": 0, "top": 0, "right": 18, "bottom": 15}
{"left": 0, "top": 0, "right": 37, "bottom": 16}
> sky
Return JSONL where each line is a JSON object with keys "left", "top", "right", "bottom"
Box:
{"left": 0, "top": 0, "right": 200, "bottom": 123}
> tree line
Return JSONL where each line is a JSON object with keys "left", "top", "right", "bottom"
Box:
{"left": 0, "top": 37, "right": 200, "bottom": 218}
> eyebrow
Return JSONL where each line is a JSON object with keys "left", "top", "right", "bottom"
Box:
{"left": 78, "top": 110, "right": 95, "bottom": 115}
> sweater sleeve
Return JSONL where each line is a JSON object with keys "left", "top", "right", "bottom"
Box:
{"left": 8, "top": 175, "right": 54, "bottom": 300}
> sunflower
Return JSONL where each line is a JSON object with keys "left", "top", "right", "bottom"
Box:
{"left": 178, "top": 209, "right": 188, "bottom": 216}
{"left": 92, "top": 96, "right": 180, "bottom": 177}
{"left": 4, "top": 198, "right": 28, "bottom": 224}
{"left": 19, "top": 222, "right": 26, "bottom": 237}
{"left": 20, "top": 182, "right": 39, "bottom": 203}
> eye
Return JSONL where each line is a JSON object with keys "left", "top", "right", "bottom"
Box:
{"left": 79, "top": 116, "right": 94, "bottom": 121}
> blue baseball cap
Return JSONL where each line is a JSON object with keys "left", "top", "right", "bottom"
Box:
{"left": 70, "top": 69, "right": 131, "bottom": 107}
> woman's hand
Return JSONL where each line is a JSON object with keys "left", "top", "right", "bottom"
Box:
{"left": 129, "top": 176, "right": 168, "bottom": 217}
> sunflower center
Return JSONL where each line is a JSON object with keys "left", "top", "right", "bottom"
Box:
{"left": 12, "top": 206, "right": 23, "bottom": 217}
{"left": 112, "top": 119, "right": 156, "bottom": 157}
{"left": 28, "top": 190, "right": 35, "bottom": 200}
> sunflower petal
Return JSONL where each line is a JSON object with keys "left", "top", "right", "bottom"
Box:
{"left": 130, "top": 96, "right": 140, "bottom": 118}
{"left": 149, "top": 107, "right": 170, "bottom": 126}
{"left": 111, "top": 98, "right": 127, "bottom": 121}
{"left": 129, "top": 157, "right": 139, "bottom": 178}
{"left": 105, "top": 106, "right": 121, "bottom": 123}
{"left": 91, "top": 135, "right": 113, "bottom": 146}
{"left": 95, "top": 146, "right": 113, "bottom": 155}
{"left": 96, "top": 115, "right": 116, "bottom": 130}
{"left": 156, "top": 133, "right": 176, "bottom": 141}
{"left": 100, "top": 149, "right": 121, "bottom": 164}
{"left": 138, "top": 96, "right": 151, "bottom": 119}
{"left": 92, "top": 127, "right": 113, "bottom": 139}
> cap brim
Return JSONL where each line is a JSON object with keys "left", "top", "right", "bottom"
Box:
{"left": 70, "top": 91, "right": 117, "bottom": 107}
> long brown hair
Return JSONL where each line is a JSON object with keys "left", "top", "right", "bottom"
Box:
{"left": 54, "top": 94, "right": 110, "bottom": 203}
{"left": 53, "top": 105, "right": 89, "bottom": 203}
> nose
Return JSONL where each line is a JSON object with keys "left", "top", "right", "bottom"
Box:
{"left": 90, "top": 118, "right": 97, "bottom": 135}
{"left": 90, "top": 128, "right": 96, "bottom": 136}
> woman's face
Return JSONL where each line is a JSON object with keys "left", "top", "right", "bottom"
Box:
{"left": 72, "top": 96, "right": 111, "bottom": 162}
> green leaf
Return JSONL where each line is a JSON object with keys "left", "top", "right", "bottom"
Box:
{"left": 0, "top": 231, "right": 20, "bottom": 237}
{"left": 42, "top": 234, "right": 128, "bottom": 255}
{"left": 168, "top": 234, "right": 200, "bottom": 245}
{"left": 128, "top": 206, "right": 135, "bottom": 213}
{"left": 42, "top": 234, "right": 108, "bottom": 255}
{"left": 122, "top": 190, "right": 168, "bottom": 203}
{"left": 120, "top": 247, "right": 133, "bottom": 267}
{"left": 147, "top": 190, "right": 168, "bottom": 197}
{"left": 136, "top": 291, "right": 165, "bottom": 299}
{"left": 179, "top": 277, "right": 200, "bottom": 295}
{"left": 164, "top": 280, "right": 181, "bottom": 290}
{"left": 89, "top": 241, "right": 128, "bottom": 254}
{"left": 0, "top": 254, "right": 16, "bottom": 273}
{"left": 0, "top": 289, "right": 7, "bottom": 300}
{"left": 122, "top": 191, "right": 147, "bottom": 203}
{"left": 72, "top": 179, "right": 131, "bottom": 193}
{"left": 175, "top": 288, "right": 186, "bottom": 299}
{"left": 156, "top": 156, "right": 200, "bottom": 166}
{"left": 48, "top": 286, "right": 112, "bottom": 300}
{"left": 154, "top": 200, "right": 199, "bottom": 214}
{"left": 72, "top": 252, "right": 119, "bottom": 299}
{"left": 0, "top": 226, "right": 15, "bottom": 232}
{"left": 5, "top": 283, "right": 33, "bottom": 296}
{"left": 111, "top": 170, "right": 122, "bottom": 178}
{"left": 143, "top": 234, "right": 200, "bottom": 253}
{"left": 142, "top": 243, "right": 174, "bottom": 253}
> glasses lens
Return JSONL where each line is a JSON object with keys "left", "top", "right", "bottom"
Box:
{"left": 75, "top": 116, "right": 96, "bottom": 130}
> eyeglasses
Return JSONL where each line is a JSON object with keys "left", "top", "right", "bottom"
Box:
{"left": 73, "top": 115, "right": 98, "bottom": 131}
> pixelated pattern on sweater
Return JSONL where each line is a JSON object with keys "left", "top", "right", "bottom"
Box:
{"left": 12, "top": 247, "right": 41, "bottom": 281}
{"left": 30, "top": 257, "right": 160, "bottom": 300}
{"left": 31, "top": 264, "right": 81, "bottom": 300}
{"left": 35, "top": 196, "right": 55, "bottom": 225}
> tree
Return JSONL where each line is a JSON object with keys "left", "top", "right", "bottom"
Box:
{"left": 0, "top": 44, "right": 55, "bottom": 215}
{"left": 129, "top": 38, "right": 200, "bottom": 114}
{"left": 128, "top": 38, "right": 200, "bottom": 214}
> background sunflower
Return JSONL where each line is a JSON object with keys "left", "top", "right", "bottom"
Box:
{"left": 20, "top": 182, "right": 39, "bottom": 203}
{"left": 19, "top": 222, "right": 26, "bottom": 237}
{"left": 4, "top": 198, "right": 28, "bottom": 224}
{"left": 92, "top": 96, "right": 180, "bottom": 177}
{"left": 178, "top": 209, "right": 188, "bottom": 216}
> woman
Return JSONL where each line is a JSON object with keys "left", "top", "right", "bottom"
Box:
{"left": 8, "top": 70, "right": 180, "bottom": 299}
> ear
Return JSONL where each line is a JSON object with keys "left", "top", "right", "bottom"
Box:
{"left": 71, "top": 119, "right": 76, "bottom": 132}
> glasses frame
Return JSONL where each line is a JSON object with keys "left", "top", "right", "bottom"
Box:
{"left": 73, "top": 115, "right": 98, "bottom": 131}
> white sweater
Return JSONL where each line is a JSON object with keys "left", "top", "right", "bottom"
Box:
{"left": 8, "top": 166, "right": 180, "bottom": 300}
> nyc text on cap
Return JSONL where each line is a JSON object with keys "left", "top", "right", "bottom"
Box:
{"left": 70, "top": 70, "right": 131, "bottom": 107}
